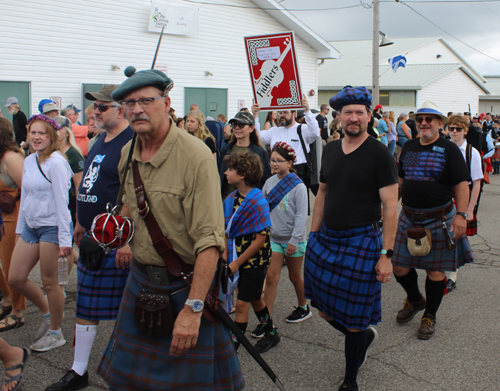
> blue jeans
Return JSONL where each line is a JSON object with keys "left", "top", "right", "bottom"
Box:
{"left": 388, "top": 140, "right": 396, "bottom": 155}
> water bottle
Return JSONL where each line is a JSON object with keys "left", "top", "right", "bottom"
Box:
{"left": 58, "top": 257, "right": 69, "bottom": 285}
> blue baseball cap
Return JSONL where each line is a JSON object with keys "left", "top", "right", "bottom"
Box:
{"left": 38, "top": 99, "right": 55, "bottom": 114}
{"left": 65, "top": 104, "right": 81, "bottom": 113}
{"left": 329, "top": 86, "right": 372, "bottom": 111}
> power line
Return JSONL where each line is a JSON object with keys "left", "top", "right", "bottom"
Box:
{"left": 396, "top": 0, "right": 500, "bottom": 63}
{"left": 181, "top": 0, "right": 366, "bottom": 11}
{"left": 476, "top": 0, "right": 500, "bottom": 19}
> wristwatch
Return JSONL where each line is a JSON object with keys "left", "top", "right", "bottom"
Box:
{"left": 381, "top": 249, "right": 393, "bottom": 258}
{"left": 185, "top": 299, "right": 204, "bottom": 313}
{"left": 456, "top": 212, "right": 468, "bottom": 219}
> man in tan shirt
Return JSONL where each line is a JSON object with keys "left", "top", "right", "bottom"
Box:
{"left": 97, "top": 67, "right": 244, "bottom": 391}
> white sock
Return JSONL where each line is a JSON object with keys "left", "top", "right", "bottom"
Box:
{"left": 49, "top": 329, "right": 61, "bottom": 335}
{"left": 71, "top": 324, "right": 98, "bottom": 376}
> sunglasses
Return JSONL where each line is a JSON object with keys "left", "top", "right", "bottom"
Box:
{"left": 232, "top": 121, "right": 247, "bottom": 129}
{"left": 93, "top": 103, "right": 119, "bottom": 112}
{"left": 448, "top": 126, "right": 463, "bottom": 132}
{"left": 415, "top": 116, "right": 436, "bottom": 124}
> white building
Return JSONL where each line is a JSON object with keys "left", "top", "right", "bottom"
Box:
{"left": 318, "top": 37, "right": 489, "bottom": 118}
{"left": 0, "top": 0, "right": 339, "bottom": 122}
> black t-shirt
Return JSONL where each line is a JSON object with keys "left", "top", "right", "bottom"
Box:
{"left": 316, "top": 114, "right": 328, "bottom": 141}
{"left": 320, "top": 136, "right": 398, "bottom": 230}
{"left": 399, "top": 137, "right": 470, "bottom": 209}
{"left": 13, "top": 110, "right": 28, "bottom": 145}
{"left": 406, "top": 119, "right": 418, "bottom": 139}
{"left": 204, "top": 137, "right": 217, "bottom": 154}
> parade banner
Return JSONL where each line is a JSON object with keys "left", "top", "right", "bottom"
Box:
{"left": 244, "top": 32, "right": 303, "bottom": 111}
{"left": 148, "top": 3, "right": 199, "bottom": 35}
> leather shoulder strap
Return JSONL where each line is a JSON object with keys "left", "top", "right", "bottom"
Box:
{"left": 132, "top": 161, "right": 190, "bottom": 276}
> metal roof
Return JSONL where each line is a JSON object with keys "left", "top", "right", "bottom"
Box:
{"left": 319, "top": 37, "right": 489, "bottom": 93}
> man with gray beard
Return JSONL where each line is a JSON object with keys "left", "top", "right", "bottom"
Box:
{"left": 45, "top": 84, "right": 134, "bottom": 391}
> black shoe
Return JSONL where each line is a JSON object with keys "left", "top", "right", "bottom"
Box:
{"left": 339, "top": 382, "right": 358, "bottom": 391}
{"left": 446, "top": 279, "right": 456, "bottom": 292}
{"left": 359, "top": 326, "right": 378, "bottom": 368}
{"left": 254, "top": 330, "right": 280, "bottom": 353}
{"left": 285, "top": 305, "right": 313, "bottom": 323}
{"left": 45, "top": 370, "right": 89, "bottom": 391}
{"left": 250, "top": 323, "right": 265, "bottom": 339}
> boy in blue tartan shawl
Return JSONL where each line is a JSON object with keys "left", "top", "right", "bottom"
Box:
{"left": 222, "top": 151, "right": 279, "bottom": 354}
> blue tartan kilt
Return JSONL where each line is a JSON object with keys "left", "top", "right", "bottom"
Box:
{"left": 392, "top": 203, "right": 475, "bottom": 272}
{"left": 76, "top": 243, "right": 130, "bottom": 321}
{"left": 97, "top": 263, "right": 245, "bottom": 391}
{"left": 304, "top": 224, "right": 383, "bottom": 330}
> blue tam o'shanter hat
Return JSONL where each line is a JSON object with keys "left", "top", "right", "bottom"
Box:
{"left": 409, "top": 101, "right": 448, "bottom": 124}
{"left": 329, "top": 85, "right": 372, "bottom": 111}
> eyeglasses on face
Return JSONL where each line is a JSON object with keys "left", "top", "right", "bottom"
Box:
{"left": 232, "top": 121, "right": 247, "bottom": 129}
{"left": 270, "top": 159, "right": 287, "bottom": 165}
{"left": 448, "top": 126, "right": 463, "bottom": 132}
{"left": 415, "top": 116, "right": 436, "bottom": 124}
{"left": 93, "top": 103, "right": 120, "bottom": 112}
{"left": 120, "top": 96, "right": 165, "bottom": 110}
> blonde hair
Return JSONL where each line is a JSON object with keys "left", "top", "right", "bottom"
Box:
{"left": 186, "top": 110, "right": 215, "bottom": 143}
{"left": 389, "top": 111, "right": 395, "bottom": 124}
{"left": 28, "top": 120, "right": 60, "bottom": 164}
{"left": 448, "top": 114, "right": 469, "bottom": 133}
{"left": 60, "top": 126, "right": 84, "bottom": 158}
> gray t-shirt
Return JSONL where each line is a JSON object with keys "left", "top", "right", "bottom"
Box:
{"left": 262, "top": 174, "right": 308, "bottom": 246}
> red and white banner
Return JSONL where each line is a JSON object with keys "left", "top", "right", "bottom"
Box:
{"left": 244, "top": 32, "right": 303, "bottom": 111}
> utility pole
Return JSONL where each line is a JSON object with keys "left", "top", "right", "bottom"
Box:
{"left": 372, "top": 0, "right": 380, "bottom": 107}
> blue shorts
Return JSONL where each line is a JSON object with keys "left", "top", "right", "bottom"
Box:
{"left": 20, "top": 224, "right": 73, "bottom": 245}
{"left": 270, "top": 241, "right": 307, "bottom": 257}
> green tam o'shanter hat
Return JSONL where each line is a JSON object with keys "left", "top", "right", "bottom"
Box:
{"left": 111, "top": 66, "right": 174, "bottom": 101}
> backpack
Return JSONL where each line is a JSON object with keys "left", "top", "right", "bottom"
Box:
{"left": 465, "top": 143, "right": 484, "bottom": 207}
{"left": 466, "top": 124, "right": 482, "bottom": 154}
{"left": 205, "top": 120, "right": 224, "bottom": 169}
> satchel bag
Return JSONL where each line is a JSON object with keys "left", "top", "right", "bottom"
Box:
{"left": 79, "top": 236, "right": 104, "bottom": 271}
{"left": 0, "top": 192, "right": 19, "bottom": 214}
{"left": 134, "top": 291, "right": 175, "bottom": 337}
{"left": 406, "top": 227, "right": 432, "bottom": 257}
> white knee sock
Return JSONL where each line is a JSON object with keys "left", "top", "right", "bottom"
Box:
{"left": 71, "top": 324, "right": 98, "bottom": 376}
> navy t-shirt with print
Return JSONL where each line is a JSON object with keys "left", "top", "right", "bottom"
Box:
{"left": 77, "top": 126, "right": 134, "bottom": 230}
{"left": 399, "top": 137, "right": 470, "bottom": 209}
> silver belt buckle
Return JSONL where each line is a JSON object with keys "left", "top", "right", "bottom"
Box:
{"left": 146, "top": 266, "right": 170, "bottom": 285}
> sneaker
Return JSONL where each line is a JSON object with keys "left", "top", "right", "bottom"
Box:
{"left": 339, "top": 383, "right": 358, "bottom": 391}
{"left": 31, "top": 331, "right": 66, "bottom": 352}
{"left": 45, "top": 370, "right": 88, "bottom": 391}
{"left": 254, "top": 329, "right": 280, "bottom": 354}
{"left": 285, "top": 305, "right": 313, "bottom": 323}
{"left": 251, "top": 323, "right": 265, "bottom": 339}
{"left": 417, "top": 315, "right": 436, "bottom": 340}
{"left": 359, "top": 326, "right": 378, "bottom": 368}
{"left": 396, "top": 297, "right": 426, "bottom": 324}
{"left": 446, "top": 279, "right": 456, "bottom": 293}
{"left": 34, "top": 316, "right": 51, "bottom": 341}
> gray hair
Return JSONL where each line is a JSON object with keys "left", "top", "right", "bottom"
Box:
{"left": 382, "top": 111, "right": 389, "bottom": 118}
{"left": 60, "top": 107, "right": 74, "bottom": 117}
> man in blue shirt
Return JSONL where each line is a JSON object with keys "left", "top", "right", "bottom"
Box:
{"left": 377, "top": 111, "right": 389, "bottom": 146}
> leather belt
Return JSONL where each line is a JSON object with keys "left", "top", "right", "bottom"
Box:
{"left": 133, "top": 260, "right": 185, "bottom": 285}
{"left": 402, "top": 202, "right": 453, "bottom": 223}
{"left": 372, "top": 221, "right": 383, "bottom": 231}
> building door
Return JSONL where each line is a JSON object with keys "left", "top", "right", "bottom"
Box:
{"left": 184, "top": 88, "right": 227, "bottom": 119}
{"left": 82, "top": 83, "right": 106, "bottom": 124}
{"left": 0, "top": 81, "right": 31, "bottom": 119}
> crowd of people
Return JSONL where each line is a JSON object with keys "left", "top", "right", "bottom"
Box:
{"left": 0, "top": 71, "right": 497, "bottom": 391}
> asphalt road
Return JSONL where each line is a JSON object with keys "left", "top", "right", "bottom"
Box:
{"left": 2, "top": 175, "right": 499, "bottom": 391}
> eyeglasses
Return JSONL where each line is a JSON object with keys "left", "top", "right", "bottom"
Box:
{"left": 270, "top": 159, "right": 287, "bottom": 165}
{"left": 93, "top": 103, "right": 119, "bottom": 112}
{"left": 415, "top": 116, "right": 436, "bottom": 124}
{"left": 120, "top": 96, "right": 165, "bottom": 110}
{"left": 232, "top": 121, "right": 247, "bottom": 129}
{"left": 448, "top": 126, "right": 463, "bottom": 132}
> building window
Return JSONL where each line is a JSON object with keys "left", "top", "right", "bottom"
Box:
{"left": 379, "top": 92, "right": 390, "bottom": 106}
{"left": 389, "top": 91, "right": 415, "bottom": 107}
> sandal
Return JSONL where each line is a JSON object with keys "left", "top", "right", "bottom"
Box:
{"left": 0, "top": 306, "right": 12, "bottom": 321}
{"left": 2, "top": 348, "right": 30, "bottom": 391}
{"left": 0, "top": 315, "right": 24, "bottom": 333}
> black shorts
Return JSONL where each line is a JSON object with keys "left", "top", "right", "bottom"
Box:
{"left": 237, "top": 267, "right": 267, "bottom": 303}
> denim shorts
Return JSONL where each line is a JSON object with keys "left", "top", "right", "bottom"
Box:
{"left": 21, "top": 224, "right": 73, "bottom": 245}
{"left": 270, "top": 241, "right": 307, "bottom": 257}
